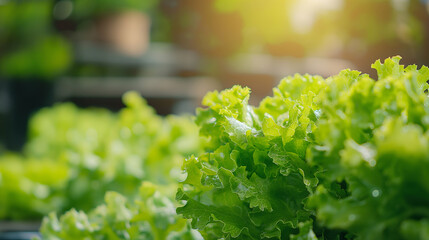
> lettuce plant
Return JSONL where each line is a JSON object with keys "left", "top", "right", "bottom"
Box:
{"left": 177, "top": 57, "right": 429, "bottom": 239}
{"left": 39, "top": 182, "right": 203, "bottom": 240}
{"left": 0, "top": 155, "right": 69, "bottom": 220}
{"left": 308, "top": 57, "right": 429, "bottom": 240}
{"left": 0, "top": 92, "right": 203, "bottom": 220}
{"left": 177, "top": 74, "right": 325, "bottom": 239}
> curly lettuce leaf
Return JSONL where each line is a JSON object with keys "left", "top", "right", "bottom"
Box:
{"left": 178, "top": 75, "right": 324, "bottom": 239}
{"left": 308, "top": 56, "right": 429, "bottom": 240}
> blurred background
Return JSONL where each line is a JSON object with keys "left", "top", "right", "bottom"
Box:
{"left": 1, "top": 0, "right": 429, "bottom": 151}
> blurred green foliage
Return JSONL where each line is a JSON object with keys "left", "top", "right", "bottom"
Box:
{"left": 39, "top": 182, "right": 203, "bottom": 240}
{"left": 0, "top": 92, "right": 203, "bottom": 220}
{"left": 0, "top": 0, "right": 71, "bottom": 79}
{"left": 73, "top": 0, "right": 159, "bottom": 19}
{"left": 0, "top": 155, "right": 69, "bottom": 219}
{"left": 0, "top": 36, "right": 71, "bottom": 79}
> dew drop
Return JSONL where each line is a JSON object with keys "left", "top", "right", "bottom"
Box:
{"left": 372, "top": 189, "right": 380, "bottom": 197}
{"left": 208, "top": 117, "right": 216, "bottom": 124}
{"left": 303, "top": 179, "right": 310, "bottom": 186}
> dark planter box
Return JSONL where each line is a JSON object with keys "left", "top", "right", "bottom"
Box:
{"left": 0, "top": 232, "right": 40, "bottom": 240}
{"left": 1, "top": 79, "right": 54, "bottom": 151}
{"left": 0, "top": 221, "right": 41, "bottom": 240}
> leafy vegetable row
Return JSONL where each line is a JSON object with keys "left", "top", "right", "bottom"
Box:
{"left": 40, "top": 182, "right": 202, "bottom": 240}
{"left": 0, "top": 92, "right": 203, "bottom": 220}
{"left": 177, "top": 56, "right": 429, "bottom": 239}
